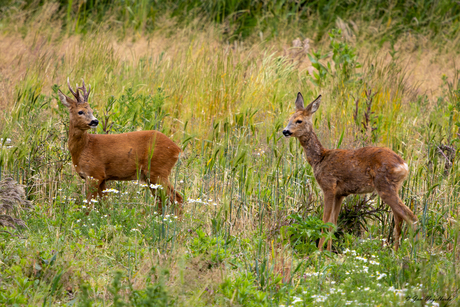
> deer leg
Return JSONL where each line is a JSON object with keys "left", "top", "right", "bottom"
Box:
{"left": 86, "top": 177, "right": 100, "bottom": 202}
{"left": 148, "top": 176, "right": 164, "bottom": 214}
{"left": 327, "top": 195, "right": 345, "bottom": 251}
{"left": 376, "top": 188, "right": 418, "bottom": 251}
{"left": 160, "top": 178, "right": 183, "bottom": 216}
{"left": 331, "top": 195, "right": 345, "bottom": 225}
{"left": 392, "top": 213, "right": 404, "bottom": 251}
{"left": 98, "top": 180, "right": 107, "bottom": 198}
{"left": 318, "top": 192, "right": 335, "bottom": 251}
{"left": 85, "top": 178, "right": 106, "bottom": 204}
{"left": 149, "top": 175, "right": 183, "bottom": 216}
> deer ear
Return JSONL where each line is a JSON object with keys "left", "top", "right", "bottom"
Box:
{"left": 305, "top": 95, "right": 321, "bottom": 114}
{"left": 58, "top": 90, "right": 75, "bottom": 108}
{"left": 295, "top": 92, "right": 304, "bottom": 110}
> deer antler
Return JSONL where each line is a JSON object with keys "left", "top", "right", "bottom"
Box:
{"left": 76, "top": 79, "right": 91, "bottom": 103}
{"left": 67, "top": 77, "right": 90, "bottom": 104}
{"left": 67, "top": 77, "right": 81, "bottom": 103}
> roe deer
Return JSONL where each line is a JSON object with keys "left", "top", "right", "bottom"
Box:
{"left": 58, "top": 78, "right": 183, "bottom": 213}
{"left": 282, "top": 93, "right": 418, "bottom": 251}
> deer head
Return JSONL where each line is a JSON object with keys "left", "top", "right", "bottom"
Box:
{"left": 58, "top": 78, "right": 99, "bottom": 130}
{"left": 283, "top": 92, "right": 321, "bottom": 138}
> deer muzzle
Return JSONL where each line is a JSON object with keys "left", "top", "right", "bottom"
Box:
{"left": 282, "top": 129, "right": 292, "bottom": 137}
{"left": 89, "top": 119, "right": 99, "bottom": 128}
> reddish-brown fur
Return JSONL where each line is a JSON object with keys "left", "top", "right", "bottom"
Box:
{"left": 283, "top": 93, "right": 418, "bottom": 251}
{"left": 58, "top": 79, "right": 183, "bottom": 213}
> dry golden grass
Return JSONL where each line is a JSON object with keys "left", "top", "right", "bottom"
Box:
{"left": 0, "top": 18, "right": 456, "bottom": 113}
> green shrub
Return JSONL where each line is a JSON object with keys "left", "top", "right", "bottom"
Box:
{"left": 281, "top": 214, "right": 336, "bottom": 255}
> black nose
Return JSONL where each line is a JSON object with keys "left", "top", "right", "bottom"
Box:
{"left": 89, "top": 119, "right": 99, "bottom": 127}
{"left": 283, "top": 130, "right": 292, "bottom": 136}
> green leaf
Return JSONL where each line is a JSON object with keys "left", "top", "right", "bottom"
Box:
{"left": 34, "top": 263, "right": 42, "bottom": 271}
{"left": 337, "top": 129, "right": 345, "bottom": 148}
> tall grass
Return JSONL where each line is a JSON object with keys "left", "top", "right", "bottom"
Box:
{"left": 1, "top": 0, "right": 460, "bottom": 44}
{"left": 0, "top": 2, "right": 460, "bottom": 306}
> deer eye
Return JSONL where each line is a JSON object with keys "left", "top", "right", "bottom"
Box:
{"left": 296, "top": 120, "right": 303, "bottom": 124}
{"left": 78, "top": 111, "right": 84, "bottom": 115}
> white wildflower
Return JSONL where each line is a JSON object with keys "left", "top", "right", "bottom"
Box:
{"left": 356, "top": 256, "right": 368, "bottom": 262}
{"left": 102, "top": 188, "right": 120, "bottom": 194}
{"left": 376, "top": 273, "right": 387, "bottom": 280}
{"left": 311, "top": 294, "right": 327, "bottom": 303}
{"left": 149, "top": 184, "right": 163, "bottom": 189}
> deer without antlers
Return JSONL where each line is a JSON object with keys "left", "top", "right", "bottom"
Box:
{"left": 283, "top": 93, "right": 418, "bottom": 251}
{"left": 57, "top": 78, "right": 183, "bottom": 213}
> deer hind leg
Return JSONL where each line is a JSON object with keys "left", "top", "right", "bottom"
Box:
{"left": 149, "top": 174, "right": 183, "bottom": 216}
{"left": 376, "top": 187, "right": 418, "bottom": 251}
{"left": 318, "top": 192, "right": 335, "bottom": 251}
{"left": 393, "top": 213, "right": 404, "bottom": 251}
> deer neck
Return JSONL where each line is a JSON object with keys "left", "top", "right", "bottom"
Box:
{"left": 298, "top": 130, "right": 326, "bottom": 167}
{"left": 68, "top": 124, "right": 90, "bottom": 164}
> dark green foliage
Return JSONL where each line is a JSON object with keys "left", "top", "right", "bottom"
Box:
{"left": 103, "top": 87, "right": 168, "bottom": 134}
{"left": 78, "top": 283, "right": 93, "bottom": 307}
{"left": 1, "top": 0, "right": 459, "bottom": 42}
{"left": 109, "top": 271, "right": 125, "bottom": 307}
{"left": 219, "top": 272, "right": 269, "bottom": 306}
{"left": 329, "top": 29, "right": 361, "bottom": 82}
{"left": 307, "top": 50, "right": 329, "bottom": 88}
{"left": 77, "top": 271, "right": 171, "bottom": 306}
{"left": 281, "top": 214, "right": 336, "bottom": 255}
{"left": 189, "top": 228, "right": 233, "bottom": 265}
{"left": 133, "top": 283, "right": 170, "bottom": 307}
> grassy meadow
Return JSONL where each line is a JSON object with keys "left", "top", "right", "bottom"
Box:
{"left": 1, "top": 1, "right": 460, "bottom": 306}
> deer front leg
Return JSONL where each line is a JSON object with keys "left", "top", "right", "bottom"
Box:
{"left": 318, "top": 192, "right": 335, "bottom": 251}
{"left": 86, "top": 177, "right": 106, "bottom": 202}
{"left": 327, "top": 195, "right": 345, "bottom": 251}
{"left": 98, "top": 180, "right": 107, "bottom": 197}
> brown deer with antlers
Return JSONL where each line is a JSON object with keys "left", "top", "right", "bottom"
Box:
{"left": 282, "top": 93, "right": 418, "bottom": 251}
{"left": 58, "top": 78, "right": 183, "bottom": 213}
